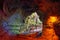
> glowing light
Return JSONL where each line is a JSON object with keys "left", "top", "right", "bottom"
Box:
{"left": 49, "top": 16, "right": 57, "bottom": 23}
{"left": 47, "top": 16, "right": 58, "bottom": 26}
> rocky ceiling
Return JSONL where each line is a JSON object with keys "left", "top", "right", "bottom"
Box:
{"left": 0, "top": 0, "right": 60, "bottom": 21}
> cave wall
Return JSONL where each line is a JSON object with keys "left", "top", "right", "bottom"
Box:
{"left": 0, "top": 0, "right": 60, "bottom": 40}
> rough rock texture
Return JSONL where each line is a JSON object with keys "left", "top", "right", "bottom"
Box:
{"left": 0, "top": 0, "right": 60, "bottom": 40}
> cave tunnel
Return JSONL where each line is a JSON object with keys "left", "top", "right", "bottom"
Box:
{"left": 0, "top": 0, "right": 60, "bottom": 40}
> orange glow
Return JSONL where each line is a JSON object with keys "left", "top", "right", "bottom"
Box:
{"left": 49, "top": 16, "right": 57, "bottom": 23}
{"left": 47, "top": 16, "right": 58, "bottom": 26}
